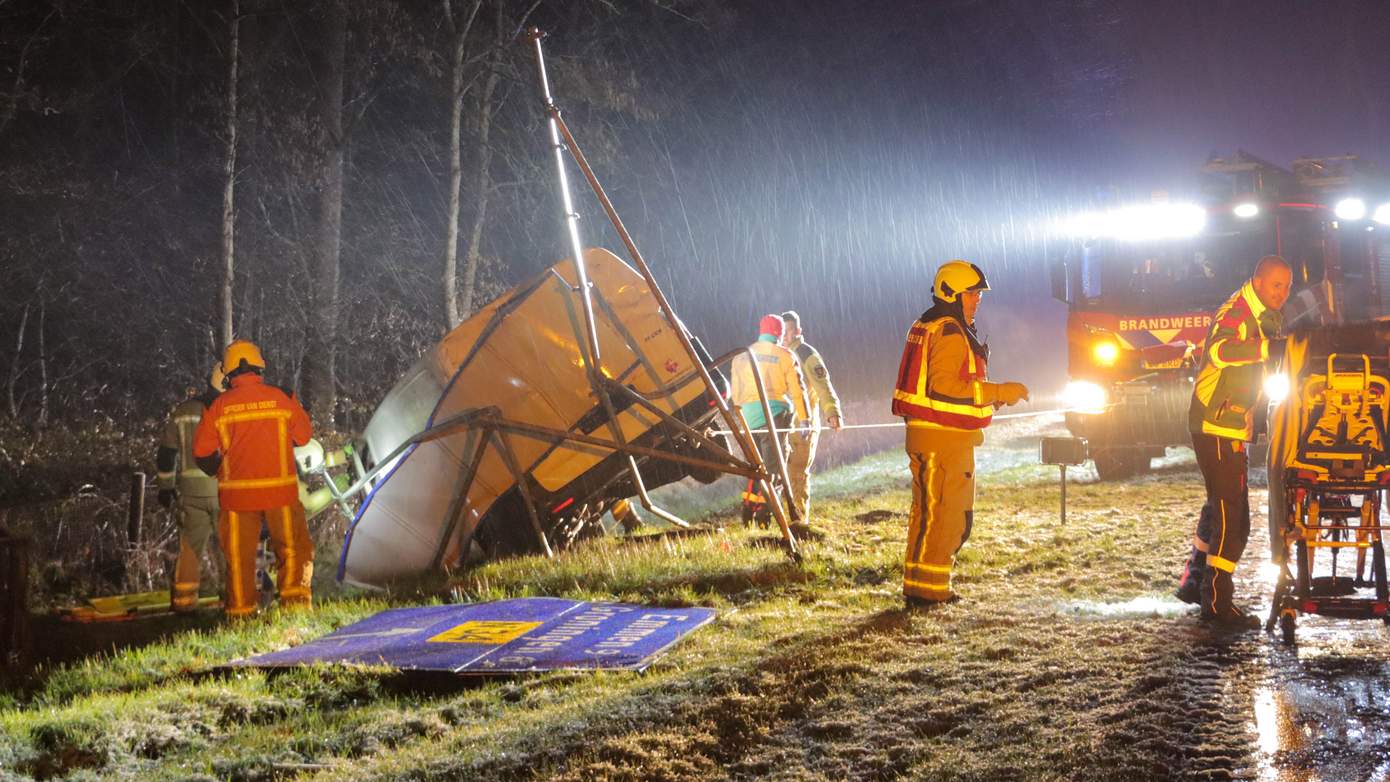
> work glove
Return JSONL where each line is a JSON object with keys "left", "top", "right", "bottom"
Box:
{"left": 997, "top": 382, "right": 1030, "bottom": 406}
{"left": 158, "top": 488, "right": 177, "bottom": 509}
{"left": 827, "top": 414, "right": 843, "bottom": 432}
{"left": 1266, "top": 337, "right": 1287, "bottom": 367}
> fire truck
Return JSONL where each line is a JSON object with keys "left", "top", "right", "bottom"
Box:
{"left": 1050, "top": 152, "right": 1390, "bottom": 479}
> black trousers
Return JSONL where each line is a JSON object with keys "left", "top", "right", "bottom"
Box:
{"left": 1192, "top": 431, "right": 1250, "bottom": 576}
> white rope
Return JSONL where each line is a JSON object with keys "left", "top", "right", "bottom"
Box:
{"left": 714, "top": 406, "right": 1076, "bottom": 436}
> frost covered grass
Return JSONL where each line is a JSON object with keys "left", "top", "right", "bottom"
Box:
{"left": 1, "top": 449, "right": 1236, "bottom": 781}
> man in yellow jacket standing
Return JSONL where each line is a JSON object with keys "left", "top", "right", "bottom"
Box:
{"left": 892, "top": 261, "right": 1029, "bottom": 606}
{"left": 155, "top": 363, "right": 223, "bottom": 613}
{"left": 780, "top": 310, "right": 844, "bottom": 529}
{"left": 730, "top": 314, "right": 810, "bottom": 526}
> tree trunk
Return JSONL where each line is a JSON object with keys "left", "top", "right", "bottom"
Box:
{"left": 6, "top": 303, "right": 28, "bottom": 419}
{"left": 458, "top": 33, "right": 503, "bottom": 322}
{"left": 306, "top": 0, "right": 347, "bottom": 423}
{"left": 36, "top": 298, "right": 47, "bottom": 428}
{"left": 441, "top": 0, "right": 482, "bottom": 331}
{"left": 219, "top": 0, "right": 241, "bottom": 348}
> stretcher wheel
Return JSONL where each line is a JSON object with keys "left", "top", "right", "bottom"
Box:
{"left": 1295, "top": 539, "right": 1312, "bottom": 596}
{"left": 1280, "top": 612, "right": 1296, "bottom": 645}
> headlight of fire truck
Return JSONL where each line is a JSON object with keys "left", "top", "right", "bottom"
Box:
{"left": 1091, "top": 340, "right": 1120, "bottom": 367}
{"left": 1374, "top": 203, "right": 1390, "bottom": 225}
{"left": 1062, "top": 380, "right": 1107, "bottom": 414}
{"left": 1335, "top": 198, "right": 1367, "bottom": 221}
{"left": 1263, "top": 372, "right": 1290, "bottom": 405}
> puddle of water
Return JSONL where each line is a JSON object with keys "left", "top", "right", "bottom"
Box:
{"left": 1054, "top": 595, "right": 1190, "bottom": 618}
{"left": 1252, "top": 685, "right": 1314, "bottom": 782}
{"left": 1252, "top": 627, "right": 1390, "bottom": 781}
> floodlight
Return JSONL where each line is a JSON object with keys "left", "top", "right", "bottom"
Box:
{"left": 1062, "top": 380, "right": 1107, "bottom": 414}
{"left": 1263, "top": 372, "right": 1290, "bottom": 404}
{"left": 1335, "top": 198, "right": 1367, "bottom": 220}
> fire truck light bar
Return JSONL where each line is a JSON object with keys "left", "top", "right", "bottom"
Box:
{"left": 1058, "top": 202, "right": 1207, "bottom": 242}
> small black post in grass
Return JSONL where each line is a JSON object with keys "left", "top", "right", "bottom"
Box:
{"left": 1040, "top": 438, "right": 1088, "bottom": 526}
{"left": 128, "top": 472, "right": 145, "bottom": 547}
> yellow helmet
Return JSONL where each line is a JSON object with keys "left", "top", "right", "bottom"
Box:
{"left": 209, "top": 361, "right": 227, "bottom": 391}
{"left": 933, "top": 260, "right": 990, "bottom": 303}
{"left": 222, "top": 340, "right": 266, "bottom": 374}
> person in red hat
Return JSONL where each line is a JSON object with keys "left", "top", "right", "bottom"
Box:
{"left": 729, "top": 314, "right": 810, "bottom": 527}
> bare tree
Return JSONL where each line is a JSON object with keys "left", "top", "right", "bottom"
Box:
{"left": 6, "top": 303, "right": 29, "bottom": 419}
{"left": 306, "top": 0, "right": 348, "bottom": 422}
{"left": 218, "top": 0, "right": 242, "bottom": 348}
{"left": 457, "top": 12, "right": 506, "bottom": 324}
{"left": 36, "top": 294, "right": 48, "bottom": 428}
{"left": 441, "top": 0, "right": 483, "bottom": 330}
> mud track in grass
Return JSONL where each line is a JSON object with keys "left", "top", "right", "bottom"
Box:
{"left": 414, "top": 463, "right": 1268, "bottom": 782}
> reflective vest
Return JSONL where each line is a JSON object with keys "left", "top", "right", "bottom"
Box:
{"left": 193, "top": 374, "right": 312, "bottom": 511}
{"left": 892, "top": 315, "right": 993, "bottom": 431}
{"left": 730, "top": 338, "right": 811, "bottom": 427}
{"left": 1189, "top": 281, "right": 1280, "bottom": 440}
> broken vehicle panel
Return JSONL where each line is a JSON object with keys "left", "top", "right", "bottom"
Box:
{"left": 337, "top": 248, "right": 728, "bottom": 588}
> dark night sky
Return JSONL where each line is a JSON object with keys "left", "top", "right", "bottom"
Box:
{"left": 568, "top": 0, "right": 1390, "bottom": 418}
{"left": 6, "top": 0, "right": 1389, "bottom": 426}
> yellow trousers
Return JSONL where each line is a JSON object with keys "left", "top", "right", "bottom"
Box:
{"left": 903, "top": 436, "right": 976, "bottom": 601}
{"left": 172, "top": 493, "right": 218, "bottom": 611}
{"left": 218, "top": 501, "right": 314, "bottom": 617}
{"left": 785, "top": 429, "right": 819, "bottom": 524}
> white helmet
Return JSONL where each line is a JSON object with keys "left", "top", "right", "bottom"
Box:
{"left": 294, "top": 438, "right": 326, "bottom": 472}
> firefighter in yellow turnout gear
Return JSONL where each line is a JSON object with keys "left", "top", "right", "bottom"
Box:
{"left": 892, "top": 261, "right": 1029, "bottom": 605}
{"left": 780, "top": 311, "right": 843, "bottom": 528}
{"left": 1174, "top": 256, "right": 1291, "bottom": 627}
{"left": 155, "top": 365, "right": 223, "bottom": 613}
{"left": 730, "top": 314, "right": 810, "bottom": 526}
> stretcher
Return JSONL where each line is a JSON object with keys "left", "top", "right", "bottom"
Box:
{"left": 57, "top": 590, "right": 221, "bottom": 623}
{"left": 1266, "top": 325, "right": 1390, "bottom": 643}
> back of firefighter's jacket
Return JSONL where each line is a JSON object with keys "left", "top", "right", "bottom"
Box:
{"left": 730, "top": 340, "right": 810, "bottom": 421}
{"left": 159, "top": 398, "right": 219, "bottom": 497}
{"left": 193, "top": 374, "right": 312, "bottom": 512}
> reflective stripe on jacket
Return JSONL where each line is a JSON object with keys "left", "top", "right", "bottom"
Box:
{"left": 1189, "top": 281, "right": 1280, "bottom": 441}
{"left": 892, "top": 315, "right": 997, "bottom": 431}
{"left": 730, "top": 338, "right": 811, "bottom": 427}
{"left": 193, "top": 373, "right": 312, "bottom": 511}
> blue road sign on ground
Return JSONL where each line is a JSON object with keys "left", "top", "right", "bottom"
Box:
{"left": 235, "top": 598, "right": 715, "bottom": 674}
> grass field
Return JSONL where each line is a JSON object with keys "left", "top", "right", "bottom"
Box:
{"left": 3, "top": 446, "right": 1288, "bottom": 781}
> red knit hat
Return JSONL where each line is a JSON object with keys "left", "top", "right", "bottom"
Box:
{"left": 758, "top": 314, "right": 784, "bottom": 338}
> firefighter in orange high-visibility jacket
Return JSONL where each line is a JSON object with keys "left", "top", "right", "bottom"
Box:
{"left": 730, "top": 314, "right": 811, "bottom": 526}
{"left": 193, "top": 340, "right": 315, "bottom": 618}
{"left": 155, "top": 363, "right": 223, "bottom": 613}
{"left": 892, "top": 261, "right": 1028, "bottom": 606}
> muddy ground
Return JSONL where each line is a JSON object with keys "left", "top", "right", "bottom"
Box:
{"left": 7, "top": 415, "right": 1390, "bottom": 781}
{"left": 499, "top": 418, "right": 1390, "bottom": 782}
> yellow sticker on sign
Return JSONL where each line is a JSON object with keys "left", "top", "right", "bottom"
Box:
{"left": 427, "top": 620, "right": 542, "bottom": 645}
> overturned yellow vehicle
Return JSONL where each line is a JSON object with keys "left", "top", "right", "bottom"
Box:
{"left": 336, "top": 248, "right": 729, "bottom": 588}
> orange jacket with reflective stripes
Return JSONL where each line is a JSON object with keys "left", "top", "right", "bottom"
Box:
{"left": 193, "top": 373, "right": 312, "bottom": 511}
{"left": 892, "top": 315, "right": 998, "bottom": 431}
